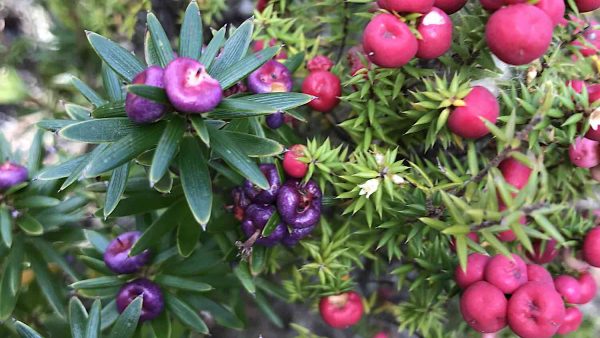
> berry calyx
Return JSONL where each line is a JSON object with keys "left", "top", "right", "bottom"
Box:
{"left": 302, "top": 70, "right": 341, "bottom": 112}
{"left": 125, "top": 66, "right": 168, "bottom": 124}
{"left": 283, "top": 144, "right": 309, "bottom": 178}
{"left": 116, "top": 278, "right": 164, "bottom": 322}
{"left": 362, "top": 14, "right": 418, "bottom": 68}
{"left": 569, "top": 137, "right": 600, "bottom": 168}
{"left": 247, "top": 60, "right": 293, "bottom": 94}
{"left": 455, "top": 253, "right": 490, "bottom": 289}
{"left": 507, "top": 282, "right": 565, "bottom": 338}
{"left": 484, "top": 254, "right": 528, "bottom": 294}
{"left": 164, "top": 57, "right": 222, "bottom": 113}
{"left": 319, "top": 291, "right": 364, "bottom": 329}
{"left": 0, "top": 162, "right": 28, "bottom": 190}
{"left": 103, "top": 231, "right": 151, "bottom": 274}
{"left": 447, "top": 86, "right": 499, "bottom": 139}
{"left": 460, "top": 281, "right": 508, "bottom": 333}
{"left": 416, "top": 7, "right": 453, "bottom": 60}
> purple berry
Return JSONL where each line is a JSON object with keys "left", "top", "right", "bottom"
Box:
{"left": 164, "top": 57, "right": 223, "bottom": 114}
{"left": 247, "top": 60, "right": 293, "bottom": 94}
{"left": 103, "top": 231, "right": 151, "bottom": 274}
{"left": 125, "top": 66, "right": 168, "bottom": 124}
{"left": 282, "top": 224, "right": 316, "bottom": 246}
{"left": 0, "top": 162, "right": 28, "bottom": 190}
{"left": 241, "top": 204, "right": 286, "bottom": 246}
{"left": 223, "top": 82, "right": 248, "bottom": 97}
{"left": 243, "top": 164, "right": 281, "bottom": 204}
{"left": 266, "top": 112, "right": 284, "bottom": 129}
{"left": 116, "top": 278, "right": 164, "bottom": 321}
{"left": 277, "top": 179, "right": 322, "bottom": 228}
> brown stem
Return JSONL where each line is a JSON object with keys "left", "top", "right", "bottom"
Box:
{"left": 235, "top": 229, "right": 261, "bottom": 260}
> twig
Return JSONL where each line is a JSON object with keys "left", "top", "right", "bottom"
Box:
{"left": 335, "top": 1, "right": 350, "bottom": 64}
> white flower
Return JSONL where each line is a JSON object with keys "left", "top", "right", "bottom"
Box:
{"left": 375, "top": 153, "right": 385, "bottom": 165}
{"left": 391, "top": 174, "right": 405, "bottom": 185}
{"left": 590, "top": 108, "right": 600, "bottom": 131}
{"left": 358, "top": 178, "right": 380, "bottom": 198}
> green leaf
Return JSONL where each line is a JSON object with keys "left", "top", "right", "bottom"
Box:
{"left": 233, "top": 262, "right": 255, "bottom": 294}
{"left": 104, "top": 162, "right": 131, "bottom": 218}
{"left": 102, "top": 63, "right": 125, "bottom": 101}
{"left": 145, "top": 31, "right": 161, "bottom": 66}
{"left": 71, "top": 76, "right": 107, "bottom": 107}
{"left": 177, "top": 216, "right": 201, "bottom": 257}
{"left": 71, "top": 276, "right": 124, "bottom": 290}
{"left": 209, "top": 127, "right": 268, "bottom": 189}
{"left": 147, "top": 12, "right": 174, "bottom": 67}
{"left": 214, "top": 46, "right": 279, "bottom": 89}
{"left": 100, "top": 299, "right": 119, "bottom": 331}
{"left": 60, "top": 146, "right": 108, "bottom": 191}
{"left": 209, "top": 19, "right": 253, "bottom": 75}
{"left": 29, "top": 247, "right": 66, "bottom": 318}
{"left": 190, "top": 117, "right": 210, "bottom": 146}
{"left": 207, "top": 97, "right": 277, "bottom": 119}
{"left": 130, "top": 201, "right": 185, "bottom": 255}
{"left": 126, "top": 84, "right": 169, "bottom": 104}
{"left": 107, "top": 193, "right": 181, "bottom": 217}
{"left": 179, "top": 137, "right": 213, "bottom": 225}
{"left": 243, "top": 92, "right": 313, "bottom": 113}
{"left": 150, "top": 117, "right": 185, "bottom": 185}
{"left": 27, "top": 129, "right": 43, "bottom": 174}
{"left": 69, "top": 297, "right": 89, "bottom": 338}
{"left": 0, "top": 207, "right": 12, "bottom": 248}
{"left": 262, "top": 211, "right": 280, "bottom": 237}
{"left": 60, "top": 118, "right": 137, "bottom": 143}
{"left": 221, "top": 131, "right": 283, "bottom": 157}
{"left": 283, "top": 52, "right": 305, "bottom": 73}
{"left": 85, "top": 299, "right": 102, "bottom": 338}
{"left": 179, "top": 1, "right": 202, "bottom": 60}
{"left": 107, "top": 296, "right": 142, "bottom": 338}
{"left": 85, "top": 123, "right": 164, "bottom": 177}
{"left": 14, "top": 196, "right": 60, "bottom": 208}
{"left": 0, "top": 237, "right": 23, "bottom": 319}
{"left": 16, "top": 215, "right": 43, "bottom": 236}
{"left": 255, "top": 292, "right": 283, "bottom": 328}
{"left": 155, "top": 275, "right": 213, "bottom": 292}
{"left": 37, "top": 119, "right": 76, "bottom": 132}
{"left": 14, "top": 321, "right": 43, "bottom": 338}
{"left": 150, "top": 311, "right": 172, "bottom": 338}
{"left": 200, "top": 27, "right": 226, "bottom": 68}
{"left": 164, "top": 293, "right": 209, "bottom": 334}
{"left": 86, "top": 31, "right": 145, "bottom": 82}
{"left": 531, "top": 213, "right": 566, "bottom": 243}
{"left": 65, "top": 104, "right": 91, "bottom": 121}
{"left": 32, "top": 239, "right": 79, "bottom": 280}
{"left": 84, "top": 230, "right": 110, "bottom": 253}
{"left": 186, "top": 295, "right": 244, "bottom": 330}
{"left": 92, "top": 101, "right": 126, "bottom": 118}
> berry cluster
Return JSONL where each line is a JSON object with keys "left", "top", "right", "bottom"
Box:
{"left": 103, "top": 231, "right": 164, "bottom": 321}
{"left": 232, "top": 145, "right": 322, "bottom": 248}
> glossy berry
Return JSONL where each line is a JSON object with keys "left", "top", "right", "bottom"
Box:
{"left": 243, "top": 163, "right": 281, "bottom": 204}
{"left": 583, "top": 226, "right": 600, "bottom": 267}
{"left": 575, "top": 0, "right": 600, "bottom": 12}
{"left": 0, "top": 162, "right": 28, "bottom": 190}
{"left": 362, "top": 14, "right": 418, "bottom": 68}
{"left": 526, "top": 239, "right": 558, "bottom": 264}
{"left": 231, "top": 187, "right": 251, "bottom": 221}
{"left": 485, "top": 4, "right": 553, "bottom": 65}
{"left": 266, "top": 112, "right": 284, "bottom": 129}
{"left": 319, "top": 292, "right": 364, "bottom": 329}
{"left": 240, "top": 204, "right": 286, "bottom": 246}
{"left": 557, "top": 307, "right": 583, "bottom": 335}
{"left": 248, "top": 60, "right": 293, "bottom": 94}
{"left": 484, "top": 254, "right": 528, "bottom": 294}
{"left": 377, "top": 0, "right": 434, "bottom": 13}
{"left": 460, "top": 281, "right": 508, "bottom": 333}
{"left": 535, "top": 0, "right": 565, "bottom": 27}
{"left": 527, "top": 264, "right": 554, "bottom": 284}
{"left": 507, "top": 282, "right": 565, "bottom": 338}
{"left": 434, "top": 0, "right": 467, "bottom": 14}
{"left": 103, "top": 231, "right": 151, "bottom": 274}
{"left": 282, "top": 224, "right": 316, "bottom": 246}
{"left": 283, "top": 144, "right": 309, "bottom": 178}
{"left": 554, "top": 275, "right": 582, "bottom": 304}
{"left": 125, "top": 66, "right": 168, "bottom": 124}
{"left": 416, "top": 8, "right": 453, "bottom": 60}
{"left": 164, "top": 57, "right": 222, "bottom": 113}
{"left": 277, "top": 179, "right": 322, "bottom": 228}
{"left": 116, "top": 279, "right": 164, "bottom": 321}
{"left": 302, "top": 70, "right": 341, "bottom": 112}
{"left": 498, "top": 156, "right": 533, "bottom": 190}
{"left": 447, "top": 86, "right": 499, "bottom": 139}
{"left": 569, "top": 137, "right": 600, "bottom": 168}
{"left": 578, "top": 272, "right": 597, "bottom": 304}
{"left": 455, "top": 253, "right": 490, "bottom": 289}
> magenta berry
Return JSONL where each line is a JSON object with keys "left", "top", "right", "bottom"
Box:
{"left": 507, "top": 282, "right": 565, "bottom": 338}
{"left": 577, "top": 272, "right": 597, "bottom": 304}
{"left": 302, "top": 70, "right": 341, "bottom": 112}
{"left": 247, "top": 60, "right": 293, "bottom": 94}
{"left": 535, "top": 0, "right": 565, "bottom": 27}
{"left": 554, "top": 275, "right": 582, "bottom": 304}
{"left": 164, "top": 57, "right": 222, "bottom": 113}
{"left": 526, "top": 264, "right": 553, "bottom": 284}
{"left": 569, "top": 137, "right": 600, "bottom": 168}
{"left": 0, "top": 162, "right": 28, "bottom": 190}
{"left": 116, "top": 278, "right": 164, "bottom": 321}
{"left": 575, "top": 0, "right": 600, "bottom": 12}
{"left": 240, "top": 204, "right": 286, "bottom": 246}
{"left": 460, "top": 281, "right": 508, "bottom": 333}
{"left": 484, "top": 254, "right": 528, "bottom": 294}
{"left": 103, "top": 231, "right": 151, "bottom": 274}
{"left": 377, "top": 0, "right": 434, "bottom": 13}
{"left": 282, "top": 224, "right": 316, "bottom": 246}
{"left": 362, "top": 14, "right": 418, "bottom": 68}
{"left": 454, "top": 253, "right": 490, "bottom": 289}
{"left": 557, "top": 307, "right": 583, "bottom": 335}
{"left": 498, "top": 156, "right": 533, "bottom": 190}
{"left": 416, "top": 7, "right": 453, "bottom": 60}
{"left": 277, "top": 179, "right": 322, "bottom": 228}
{"left": 125, "top": 66, "right": 168, "bottom": 124}
{"left": 447, "top": 86, "right": 499, "bottom": 139}
{"left": 243, "top": 164, "right": 281, "bottom": 204}
{"left": 307, "top": 55, "right": 334, "bottom": 72}
{"left": 434, "top": 0, "right": 467, "bottom": 14}
{"left": 283, "top": 144, "right": 309, "bottom": 178}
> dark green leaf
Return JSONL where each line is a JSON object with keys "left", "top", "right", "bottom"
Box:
{"left": 243, "top": 92, "right": 313, "bottom": 113}
{"left": 130, "top": 201, "right": 186, "bottom": 255}
{"left": 71, "top": 76, "right": 107, "bottom": 107}
{"left": 37, "top": 119, "right": 76, "bottom": 132}
{"left": 177, "top": 216, "right": 201, "bottom": 257}
{"left": 209, "top": 19, "right": 253, "bottom": 75}
{"left": 126, "top": 85, "right": 169, "bottom": 104}
{"left": 150, "top": 117, "right": 185, "bottom": 185}
{"left": 283, "top": 52, "right": 304, "bottom": 73}
{"left": 14, "top": 196, "right": 60, "bottom": 208}
{"left": 0, "top": 207, "right": 12, "bottom": 248}
{"left": 92, "top": 101, "right": 126, "bottom": 118}
{"left": 100, "top": 299, "right": 119, "bottom": 331}
{"left": 60, "top": 118, "right": 136, "bottom": 143}
{"left": 107, "top": 296, "right": 142, "bottom": 338}
{"left": 147, "top": 12, "right": 174, "bottom": 67}
{"left": 261, "top": 211, "right": 280, "bottom": 237}
{"left": 104, "top": 162, "right": 131, "bottom": 219}
{"left": 106, "top": 193, "right": 181, "bottom": 217}
{"left": 255, "top": 292, "right": 283, "bottom": 328}
{"left": 179, "top": 137, "right": 212, "bottom": 225}
{"left": 65, "top": 104, "right": 91, "bottom": 121}
{"left": 26, "top": 129, "right": 44, "bottom": 174}
{"left": 0, "top": 237, "right": 23, "bottom": 319}
{"left": 155, "top": 275, "right": 212, "bottom": 292}
{"left": 83, "top": 230, "right": 110, "bottom": 253}
{"left": 145, "top": 31, "right": 161, "bottom": 66}
{"left": 207, "top": 97, "right": 277, "bottom": 119}
{"left": 221, "top": 131, "right": 283, "bottom": 157}
{"left": 71, "top": 276, "right": 124, "bottom": 290}
{"left": 179, "top": 1, "right": 202, "bottom": 60}
{"left": 32, "top": 239, "right": 79, "bottom": 280}
{"left": 16, "top": 215, "right": 43, "bottom": 236}
{"left": 199, "top": 27, "right": 226, "bottom": 68}
{"left": 69, "top": 297, "right": 88, "bottom": 338}
{"left": 14, "top": 321, "right": 43, "bottom": 338}
{"left": 102, "top": 63, "right": 125, "bottom": 101}
{"left": 29, "top": 247, "right": 66, "bottom": 318}
{"left": 190, "top": 117, "right": 210, "bottom": 146}
{"left": 85, "top": 299, "right": 101, "bottom": 338}
{"left": 164, "top": 293, "right": 209, "bottom": 334}
{"left": 233, "top": 262, "right": 255, "bottom": 294}
{"left": 214, "top": 46, "right": 279, "bottom": 89}
{"left": 150, "top": 311, "right": 172, "bottom": 338}
{"left": 86, "top": 31, "right": 144, "bottom": 82}
{"left": 60, "top": 147, "right": 106, "bottom": 191}
{"left": 186, "top": 295, "right": 244, "bottom": 330}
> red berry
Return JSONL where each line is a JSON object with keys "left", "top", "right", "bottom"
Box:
{"left": 283, "top": 144, "right": 309, "bottom": 178}
{"left": 527, "top": 264, "right": 554, "bottom": 285}
{"left": 373, "top": 332, "right": 389, "bottom": 338}
{"left": 507, "top": 282, "right": 565, "bottom": 338}
{"left": 319, "top": 291, "right": 364, "bottom": 329}
{"left": 307, "top": 55, "right": 334, "bottom": 72}
{"left": 434, "top": 0, "right": 467, "bottom": 14}
{"left": 554, "top": 275, "right": 582, "bottom": 304}
{"left": 498, "top": 156, "right": 533, "bottom": 190}
{"left": 535, "top": 0, "right": 565, "bottom": 26}
{"left": 485, "top": 4, "right": 553, "bottom": 65}
{"left": 578, "top": 272, "right": 597, "bottom": 304}
{"left": 526, "top": 239, "right": 558, "bottom": 264}
{"left": 567, "top": 79, "right": 587, "bottom": 94}
{"left": 377, "top": 0, "right": 434, "bottom": 13}
{"left": 302, "top": 71, "right": 341, "bottom": 112}
{"left": 460, "top": 281, "right": 508, "bottom": 333}
{"left": 572, "top": 29, "right": 600, "bottom": 57}
{"left": 557, "top": 307, "right": 583, "bottom": 335}
{"left": 484, "top": 254, "right": 528, "bottom": 294}
{"left": 416, "top": 8, "right": 453, "bottom": 60}
{"left": 569, "top": 137, "right": 600, "bottom": 168}
{"left": 480, "top": 0, "right": 505, "bottom": 12}
{"left": 575, "top": 0, "right": 600, "bottom": 12}
{"left": 447, "top": 86, "right": 499, "bottom": 139}
{"left": 583, "top": 226, "right": 600, "bottom": 267}
{"left": 497, "top": 202, "right": 526, "bottom": 242}
{"left": 362, "top": 14, "right": 418, "bottom": 68}
{"left": 455, "top": 253, "right": 490, "bottom": 289}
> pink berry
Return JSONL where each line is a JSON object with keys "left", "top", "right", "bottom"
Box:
{"left": 376, "top": 0, "right": 434, "bottom": 13}
{"left": 526, "top": 239, "right": 559, "bottom": 264}
{"left": 583, "top": 226, "right": 600, "bottom": 267}
{"left": 319, "top": 291, "right": 364, "bottom": 328}
{"left": 507, "top": 282, "right": 565, "bottom": 338}
{"left": 578, "top": 272, "right": 597, "bottom": 304}
{"left": 164, "top": 57, "right": 222, "bottom": 113}
{"left": 569, "top": 137, "right": 600, "bottom": 168}
{"left": 484, "top": 254, "right": 528, "bottom": 294}
{"left": 416, "top": 8, "right": 453, "bottom": 60}
{"left": 460, "top": 281, "right": 508, "bottom": 333}
{"left": 527, "top": 264, "right": 554, "bottom": 285}
{"left": 455, "top": 253, "right": 490, "bottom": 289}
{"left": 447, "top": 86, "right": 499, "bottom": 139}
{"left": 556, "top": 307, "right": 583, "bottom": 335}
{"left": 535, "top": 0, "right": 565, "bottom": 27}
{"left": 434, "top": 0, "right": 467, "bottom": 14}
{"left": 302, "top": 71, "right": 341, "bottom": 112}
{"left": 283, "top": 144, "right": 309, "bottom": 178}
{"left": 554, "top": 275, "right": 582, "bottom": 304}
{"left": 362, "top": 14, "right": 418, "bottom": 68}
{"left": 247, "top": 60, "right": 293, "bottom": 94}
{"left": 498, "top": 156, "right": 533, "bottom": 190}
{"left": 575, "top": 0, "right": 600, "bottom": 12}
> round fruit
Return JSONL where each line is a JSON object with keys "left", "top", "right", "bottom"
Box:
{"left": 575, "top": 0, "right": 600, "bottom": 12}
{"left": 497, "top": 230, "right": 517, "bottom": 242}
{"left": 247, "top": 60, "right": 293, "bottom": 94}
{"left": 362, "top": 14, "right": 418, "bottom": 68}
{"left": 567, "top": 79, "right": 587, "bottom": 94}
{"left": 535, "top": 0, "right": 565, "bottom": 27}
{"left": 0, "top": 162, "right": 28, "bottom": 190}
{"left": 103, "top": 231, "right": 151, "bottom": 274}
{"left": 164, "top": 57, "right": 222, "bottom": 113}
{"left": 376, "top": 0, "right": 434, "bottom": 13}
{"left": 554, "top": 275, "right": 582, "bottom": 304}
{"left": 507, "top": 282, "right": 565, "bottom": 338}
{"left": 283, "top": 144, "right": 309, "bottom": 178}
{"left": 574, "top": 28, "right": 600, "bottom": 57}
{"left": 319, "top": 291, "right": 364, "bottom": 328}
{"left": 526, "top": 239, "right": 558, "bottom": 264}
{"left": 302, "top": 71, "right": 341, "bottom": 112}
{"left": 307, "top": 55, "right": 334, "bottom": 72}
{"left": 416, "top": 8, "right": 453, "bottom": 60}
{"left": 242, "top": 163, "right": 281, "bottom": 204}
{"left": 434, "top": 0, "right": 467, "bottom": 14}
{"left": 526, "top": 264, "right": 554, "bottom": 285}
{"left": 484, "top": 254, "right": 528, "bottom": 294}
{"left": 583, "top": 226, "right": 600, "bottom": 267}
{"left": 277, "top": 179, "right": 322, "bottom": 228}
{"left": 125, "top": 66, "right": 168, "bottom": 124}
{"left": 266, "top": 112, "right": 284, "bottom": 129}
{"left": 282, "top": 224, "right": 316, "bottom": 246}
{"left": 116, "top": 279, "right": 164, "bottom": 321}
{"left": 485, "top": 4, "right": 553, "bottom": 65}
{"left": 455, "top": 253, "right": 490, "bottom": 289}
{"left": 447, "top": 86, "right": 500, "bottom": 139}
{"left": 569, "top": 137, "right": 600, "bottom": 168}
{"left": 498, "top": 156, "right": 533, "bottom": 190}
{"left": 578, "top": 272, "right": 597, "bottom": 304}
{"left": 556, "top": 307, "right": 583, "bottom": 335}
{"left": 460, "top": 281, "right": 508, "bottom": 333}
{"left": 240, "top": 204, "right": 286, "bottom": 246}
{"left": 480, "top": 0, "right": 505, "bottom": 11}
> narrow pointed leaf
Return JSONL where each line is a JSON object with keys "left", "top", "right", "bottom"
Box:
{"left": 165, "top": 294, "right": 209, "bottom": 334}
{"left": 71, "top": 76, "right": 107, "bottom": 107}
{"left": 60, "top": 118, "right": 137, "bottom": 143}
{"left": 16, "top": 215, "right": 43, "bottom": 236}
{"left": 69, "top": 297, "right": 88, "bottom": 338}
{"left": 179, "top": 137, "right": 212, "bottom": 224}
{"left": 29, "top": 248, "right": 66, "bottom": 318}
{"left": 14, "top": 321, "right": 43, "bottom": 338}
{"left": 126, "top": 84, "right": 169, "bottom": 104}
{"left": 190, "top": 117, "right": 210, "bottom": 146}
{"left": 179, "top": 1, "right": 202, "bottom": 60}
{"left": 86, "top": 31, "right": 144, "bottom": 82}
{"left": 92, "top": 101, "right": 126, "bottom": 118}
{"left": 0, "top": 207, "right": 12, "bottom": 248}
{"left": 104, "top": 162, "right": 131, "bottom": 218}
{"left": 221, "top": 131, "right": 283, "bottom": 157}
{"left": 107, "top": 296, "right": 142, "bottom": 338}
{"left": 102, "top": 63, "right": 125, "bottom": 101}
{"left": 155, "top": 275, "right": 212, "bottom": 293}
{"left": 200, "top": 27, "right": 226, "bottom": 68}
{"left": 130, "top": 201, "right": 185, "bottom": 255}
{"left": 150, "top": 117, "right": 185, "bottom": 185}
{"left": 84, "top": 299, "right": 102, "bottom": 338}
{"left": 214, "top": 46, "right": 279, "bottom": 89}
{"left": 147, "top": 13, "right": 174, "bottom": 67}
